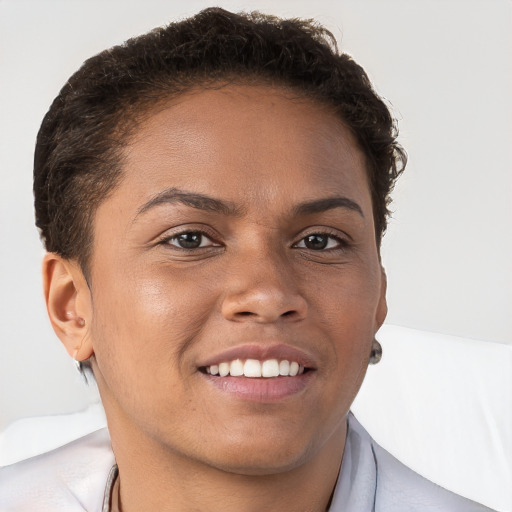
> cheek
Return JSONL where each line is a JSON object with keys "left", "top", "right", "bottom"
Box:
{"left": 88, "top": 266, "right": 220, "bottom": 430}
{"left": 310, "top": 265, "right": 380, "bottom": 381}
{"left": 89, "top": 265, "right": 217, "bottom": 385}
{"left": 311, "top": 262, "right": 382, "bottom": 329}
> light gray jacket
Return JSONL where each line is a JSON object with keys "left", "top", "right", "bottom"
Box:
{"left": 0, "top": 413, "right": 495, "bottom": 511}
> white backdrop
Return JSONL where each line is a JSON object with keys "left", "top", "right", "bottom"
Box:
{"left": 0, "top": 0, "right": 510, "bottom": 510}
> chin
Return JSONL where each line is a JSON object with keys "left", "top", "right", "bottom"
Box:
{"left": 207, "top": 447, "right": 313, "bottom": 477}
{"left": 191, "top": 428, "right": 326, "bottom": 476}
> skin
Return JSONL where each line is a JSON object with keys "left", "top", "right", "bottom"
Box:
{"left": 44, "top": 84, "right": 387, "bottom": 511}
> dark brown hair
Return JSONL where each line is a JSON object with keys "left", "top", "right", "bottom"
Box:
{"left": 34, "top": 7, "right": 406, "bottom": 277}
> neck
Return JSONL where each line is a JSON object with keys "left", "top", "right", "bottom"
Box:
{"left": 108, "top": 417, "right": 347, "bottom": 512}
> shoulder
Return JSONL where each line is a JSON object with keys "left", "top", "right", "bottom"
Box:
{"left": 339, "top": 413, "right": 496, "bottom": 512}
{"left": 0, "top": 428, "right": 115, "bottom": 512}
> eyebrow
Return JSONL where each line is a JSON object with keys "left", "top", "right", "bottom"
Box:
{"left": 135, "top": 188, "right": 245, "bottom": 218}
{"left": 135, "top": 188, "right": 364, "bottom": 220}
{"left": 293, "top": 197, "right": 364, "bottom": 217}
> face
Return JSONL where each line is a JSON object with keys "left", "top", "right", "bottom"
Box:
{"left": 87, "top": 85, "right": 386, "bottom": 474}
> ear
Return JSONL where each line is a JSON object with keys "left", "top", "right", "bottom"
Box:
{"left": 375, "top": 265, "right": 388, "bottom": 330}
{"left": 42, "top": 253, "right": 94, "bottom": 361}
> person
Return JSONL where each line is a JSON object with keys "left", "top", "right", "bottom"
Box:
{"left": 0, "top": 7, "right": 496, "bottom": 512}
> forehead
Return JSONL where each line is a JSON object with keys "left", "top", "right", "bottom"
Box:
{"left": 115, "top": 84, "right": 371, "bottom": 216}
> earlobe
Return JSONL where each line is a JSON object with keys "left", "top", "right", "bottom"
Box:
{"left": 42, "top": 253, "right": 94, "bottom": 361}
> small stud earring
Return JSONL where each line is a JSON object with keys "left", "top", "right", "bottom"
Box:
{"left": 369, "top": 338, "right": 382, "bottom": 365}
{"left": 77, "top": 318, "right": 85, "bottom": 327}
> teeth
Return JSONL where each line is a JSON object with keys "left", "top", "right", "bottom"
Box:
{"left": 279, "top": 360, "right": 290, "bottom": 375}
{"left": 261, "top": 359, "right": 280, "bottom": 377}
{"left": 229, "top": 359, "right": 244, "bottom": 377}
{"left": 244, "top": 359, "right": 262, "bottom": 377}
{"left": 218, "top": 362, "right": 230, "bottom": 377}
{"left": 205, "top": 359, "right": 306, "bottom": 378}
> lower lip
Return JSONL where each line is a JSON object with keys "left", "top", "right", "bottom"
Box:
{"left": 202, "top": 372, "right": 314, "bottom": 402}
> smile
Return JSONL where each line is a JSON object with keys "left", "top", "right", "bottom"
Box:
{"left": 198, "top": 344, "right": 316, "bottom": 401}
{"left": 204, "top": 359, "right": 306, "bottom": 378}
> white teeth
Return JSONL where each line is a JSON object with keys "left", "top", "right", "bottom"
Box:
{"left": 279, "top": 360, "right": 290, "bottom": 375}
{"left": 229, "top": 359, "right": 244, "bottom": 376}
{"left": 261, "top": 359, "right": 279, "bottom": 377}
{"left": 218, "top": 362, "right": 230, "bottom": 377}
{"left": 205, "top": 359, "right": 306, "bottom": 378}
{"left": 243, "top": 359, "right": 262, "bottom": 377}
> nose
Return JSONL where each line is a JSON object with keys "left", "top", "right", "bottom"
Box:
{"left": 221, "top": 253, "right": 308, "bottom": 324}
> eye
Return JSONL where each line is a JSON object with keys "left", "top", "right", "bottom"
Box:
{"left": 295, "top": 234, "right": 344, "bottom": 251}
{"left": 166, "top": 231, "right": 219, "bottom": 249}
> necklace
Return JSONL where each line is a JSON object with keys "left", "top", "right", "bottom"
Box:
{"left": 103, "top": 464, "right": 119, "bottom": 512}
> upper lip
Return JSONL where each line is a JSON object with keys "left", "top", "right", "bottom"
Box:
{"left": 198, "top": 343, "right": 317, "bottom": 369}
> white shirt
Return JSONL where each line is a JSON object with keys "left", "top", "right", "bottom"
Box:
{"left": 0, "top": 413, "right": 495, "bottom": 511}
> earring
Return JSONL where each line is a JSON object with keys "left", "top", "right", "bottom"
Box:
{"left": 73, "top": 358, "right": 90, "bottom": 384}
{"left": 369, "top": 338, "right": 382, "bottom": 365}
{"left": 72, "top": 347, "right": 86, "bottom": 379}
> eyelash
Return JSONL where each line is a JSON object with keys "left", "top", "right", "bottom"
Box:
{"left": 159, "top": 229, "right": 349, "bottom": 252}
{"left": 293, "top": 232, "right": 348, "bottom": 251}
{"left": 159, "top": 229, "right": 221, "bottom": 250}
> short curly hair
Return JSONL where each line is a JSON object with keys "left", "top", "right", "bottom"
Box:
{"left": 34, "top": 7, "right": 406, "bottom": 277}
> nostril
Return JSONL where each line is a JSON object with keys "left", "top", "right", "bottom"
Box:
{"left": 222, "top": 294, "right": 307, "bottom": 323}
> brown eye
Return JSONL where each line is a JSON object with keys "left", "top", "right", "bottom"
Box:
{"left": 167, "top": 232, "right": 218, "bottom": 249}
{"left": 295, "top": 233, "right": 344, "bottom": 251}
{"left": 304, "top": 235, "right": 328, "bottom": 250}
{"left": 177, "top": 233, "right": 202, "bottom": 248}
